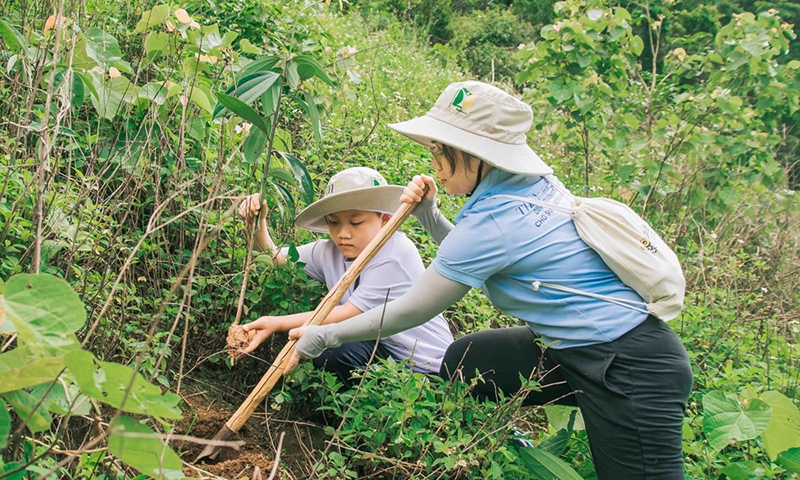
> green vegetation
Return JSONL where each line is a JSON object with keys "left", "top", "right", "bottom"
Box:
{"left": 1, "top": 0, "right": 799, "bottom": 478}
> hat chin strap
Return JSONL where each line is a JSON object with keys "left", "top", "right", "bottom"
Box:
{"left": 466, "top": 160, "right": 485, "bottom": 198}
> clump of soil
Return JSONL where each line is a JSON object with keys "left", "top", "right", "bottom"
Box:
{"left": 226, "top": 325, "right": 248, "bottom": 361}
{"left": 177, "top": 393, "right": 278, "bottom": 479}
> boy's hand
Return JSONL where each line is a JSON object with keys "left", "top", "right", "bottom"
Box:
{"left": 241, "top": 316, "right": 283, "bottom": 353}
{"left": 283, "top": 326, "right": 308, "bottom": 375}
{"left": 401, "top": 175, "right": 437, "bottom": 203}
{"left": 238, "top": 193, "right": 267, "bottom": 225}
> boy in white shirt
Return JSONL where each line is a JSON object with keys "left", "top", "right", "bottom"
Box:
{"left": 238, "top": 167, "right": 453, "bottom": 387}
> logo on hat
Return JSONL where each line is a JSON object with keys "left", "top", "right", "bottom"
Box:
{"left": 450, "top": 87, "right": 474, "bottom": 114}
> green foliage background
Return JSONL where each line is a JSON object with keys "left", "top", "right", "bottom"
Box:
{"left": 0, "top": 0, "right": 799, "bottom": 478}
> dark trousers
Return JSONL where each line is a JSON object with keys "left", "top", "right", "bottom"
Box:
{"left": 440, "top": 316, "right": 693, "bottom": 480}
{"left": 313, "top": 340, "right": 398, "bottom": 389}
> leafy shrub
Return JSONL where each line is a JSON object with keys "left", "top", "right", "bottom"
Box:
{"left": 448, "top": 7, "right": 534, "bottom": 81}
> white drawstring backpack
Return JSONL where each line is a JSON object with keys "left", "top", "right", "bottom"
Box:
{"left": 494, "top": 178, "right": 685, "bottom": 321}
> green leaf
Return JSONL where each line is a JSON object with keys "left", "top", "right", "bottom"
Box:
{"left": 587, "top": 9, "right": 603, "bottom": 21}
{"left": 702, "top": 391, "right": 772, "bottom": 450}
{"left": 519, "top": 447, "right": 583, "bottom": 480}
{"left": 292, "top": 55, "right": 333, "bottom": 86}
{"left": 134, "top": 5, "right": 171, "bottom": 34}
{"left": 548, "top": 80, "right": 573, "bottom": 103}
{"left": 219, "top": 31, "right": 238, "bottom": 49}
{"left": 0, "top": 18, "right": 29, "bottom": 55}
{"left": 286, "top": 61, "right": 301, "bottom": 90}
{"left": 240, "top": 39, "right": 262, "bottom": 55}
{"left": 544, "top": 405, "right": 585, "bottom": 431}
{"left": 720, "top": 461, "right": 763, "bottom": 480}
{"left": 778, "top": 447, "right": 800, "bottom": 473}
{"left": 0, "top": 274, "right": 85, "bottom": 347}
{"left": 0, "top": 399, "right": 10, "bottom": 448}
{"left": 87, "top": 74, "right": 138, "bottom": 120}
{"left": 187, "top": 85, "right": 212, "bottom": 114}
{"left": 273, "top": 128, "right": 292, "bottom": 152}
{"left": 108, "top": 416, "right": 184, "bottom": 480}
{"left": 283, "top": 152, "right": 315, "bottom": 205}
{"left": 231, "top": 71, "right": 281, "bottom": 110}
{"left": 271, "top": 182, "right": 296, "bottom": 217}
{"left": 538, "top": 428, "right": 570, "bottom": 456}
{"left": 0, "top": 344, "right": 75, "bottom": 393}
{"left": 139, "top": 82, "right": 170, "bottom": 105}
{"left": 29, "top": 381, "right": 91, "bottom": 416}
{"left": 3, "top": 390, "right": 52, "bottom": 434}
{"left": 238, "top": 55, "right": 282, "bottom": 79}
{"left": 215, "top": 92, "right": 269, "bottom": 134}
{"left": 759, "top": 390, "right": 800, "bottom": 460}
{"left": 630, "top": 35, "right": 644, "bottom": 56}
{"left": 243, "top": 127, "right": 268, "bottom": 164}
{"left": 298, "top": 91, "right": 322, "bottom": 147}
{"left": 85, "top": 28, "right": 130, "bottom": 73}
{"left": 64, "top": 350, "right": 182, "bottom": 419}
{"left": 269, "top": 168, "right": 296, "bottom": 184}
{"left": 144, "top": 32, "right": 169, "bottom": 60}
{"left": 1, "top": 462, "right": 24, "bottom": 480}
{"left": 623, "top": 113, "right": 640, "bottom": 130}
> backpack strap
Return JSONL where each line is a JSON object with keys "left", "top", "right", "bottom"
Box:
{"left": 532, "top": 281, "right": 651, "bottom": 315}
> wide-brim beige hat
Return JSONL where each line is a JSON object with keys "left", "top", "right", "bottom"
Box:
{"left": 295, "top": 167, "right": 404, "bottom": 233}
{"left": 389, "top": 81, "right": 552, "bottom": 176}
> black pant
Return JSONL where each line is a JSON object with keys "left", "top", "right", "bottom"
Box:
{"left": 313, "top": 340, "right": 398, "bottom": 389}
{"left": 440, "top": 316, "right": 693, "bottom": 480}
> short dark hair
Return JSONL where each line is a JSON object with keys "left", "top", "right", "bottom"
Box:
{"left": 440, "top": 143, "right": 478, "bottom": 174}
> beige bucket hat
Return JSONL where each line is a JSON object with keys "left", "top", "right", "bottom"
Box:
{"left": 389, "top": 81, "right": 552, "bottom": 176}
{"left": 295, "top": 167, "right": 404, "bottom": 233}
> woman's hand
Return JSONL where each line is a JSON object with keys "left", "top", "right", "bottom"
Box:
{"left": 238, "top": 193, "right": 267, "bottom": 226}
{"left": 241, "top": 316, "right": 284, "bottom": 354}
{"left": 401, "top": 175, "right": 437, "bottom": 204}
{"left": 283, "top": 326, "right": 308, "bottom": 375}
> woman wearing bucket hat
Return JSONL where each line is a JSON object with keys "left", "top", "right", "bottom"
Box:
{"left": 288, "top": 82, "right": 693, "bottom": 479}
{"left": 238, "top": 166, "right": 453, "bottom": 388}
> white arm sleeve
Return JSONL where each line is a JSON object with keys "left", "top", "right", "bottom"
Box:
{"left": 412, "top": 198, "right": 454, "bottom": 245}
{"left": 296, "top": 267, "right": 470, "bottom": 359}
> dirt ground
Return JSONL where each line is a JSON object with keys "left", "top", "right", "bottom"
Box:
{"left": 176, "top": 393, "right": 276, "bottom": 479}
{"left": 175, "top": 389, "right": 326, "bottom": 480}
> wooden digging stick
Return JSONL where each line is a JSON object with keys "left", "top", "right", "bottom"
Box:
{"left": 195, "top": 188, "right": 426, "bottom": 462}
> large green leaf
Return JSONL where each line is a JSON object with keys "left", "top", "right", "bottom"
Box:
{"left": 133, "top": 5, "right": 171, "bottom": 34}
{"left": 297, "top": 90, "right": 322, "bottom": 147}
{"left": 702, "top": 391, "right": 772, "bottom": 450}
{"left": 719, "top": 461, "right": 765, "bottom": 480}
{"left": 778, "top": 447, "right": 800, "bottom": 474}
{"left": 1, "top": 462, "right": 24, "bottom": 480}
{"left": 0, "top": 18, "right": 29, "bottom": 56}
{"left": 215, "top": 92, "right": 269, "bottom": 134}
{"left": 0, "top": 274, "right": 85, "bottom": 347}
{"left": 0, "top": 400, "right": 10, "bottom": 448}
{"left": 64, "top": 350, "right": 181, "bottom": 420}
{"left": 519, "top": 447, "right": 583, "bottom": 480}
{"left": 84, "top": 28, "right": 131, "bottom": 73}
{"left": 212, "top": 71, "right": 279, "bottom": 119}
{"left": 243, "top": 127, "right": 268, "bottom": 164}
{"left": 759, "top": 390, "right": 800, "bottom": 460}
{"left": 282, "top": 152, "right": 315, "bottom": 205}
{"left": 108, "top": 416, "right": 184, "bottom": 480}
{"left": 238, "top": 55, "right": 282, "bottom": 79}
{"left": 29, "top": 381, "right": 91, "bottom": 416}
{"left": 0, "top": 343, "right": 75, "bottom": 393}
{"left": 3, "top": 390, "right": 52, "bottom": 434}
{"left": 87, "top": 73, "right": 138, "bottom": 120}
{"left": 292, "top": 55, "right": 333, "bottom": 86}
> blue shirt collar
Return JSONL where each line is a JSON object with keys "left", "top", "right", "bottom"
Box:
{"left": 455, "top": 169, "right": 541, "bottom": 222}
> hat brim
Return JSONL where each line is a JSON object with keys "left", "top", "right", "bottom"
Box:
{"left": 295, "top": 185, "right": 406, "bottom": 233}
{"left": 389, "top": 115, "right": 553, "bottom": 176}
